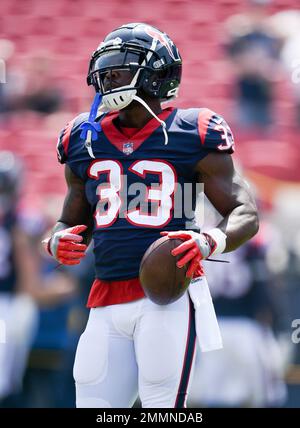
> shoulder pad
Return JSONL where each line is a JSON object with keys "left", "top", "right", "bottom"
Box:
{"left": 56, "top": 113, "right": 89, "bottom": 164}
{"left": 197, "top": 108, "right": 235, "bottom": 153}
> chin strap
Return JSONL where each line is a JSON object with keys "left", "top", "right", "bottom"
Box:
{"left": 133, "top": 95, "right": 168, "bottom": 145}
{"left": 81, "top": 91, "right": 169, "bottom": 159}
{"left": 79, "top": 93, "right": 103, "bottom": 158}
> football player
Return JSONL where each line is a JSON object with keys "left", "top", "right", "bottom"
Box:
{"left": 0, "top": 151, "right": 38, "bottom": 404}
{"left": 44, "top": 23, "right": 259, "bottom": 408}
{"left": 0, "top": 152, "right": 78, "bottom": 406}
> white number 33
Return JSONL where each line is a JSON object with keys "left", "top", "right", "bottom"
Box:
{"left": 214, "top": 116, "right": 235, "bottom": 151}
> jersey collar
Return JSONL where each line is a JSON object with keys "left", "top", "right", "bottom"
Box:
{"left": 100, "top": 107, "right": 175, "bottom": 154}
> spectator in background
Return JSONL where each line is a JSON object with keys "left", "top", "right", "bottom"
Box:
{"left": 0, "top": 39, "right": 26, "bottom": 117}
{"left": 20, "top": 52, "right": 64, "bottom": 115}
{"left": 0, "top": 47, "right": 64, "bottom": 118}
{"left": 268, "top": 10, "right": 300, "bottom": 127}
{"left": 225, "top": 0, "right": 281, "bottom": 129}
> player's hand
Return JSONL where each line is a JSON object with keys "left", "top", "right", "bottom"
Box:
{"left": 42, "top": 225, "right": 88, "bottom": 266}
{"left": 160, "top": 230, "right": 216, "bottom": 278}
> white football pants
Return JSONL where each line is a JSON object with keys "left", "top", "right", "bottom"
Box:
{"left": 73, "top": 292, "right": 196, "bottom": 408}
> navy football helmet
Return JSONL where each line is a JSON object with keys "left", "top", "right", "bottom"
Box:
{"left": 87, "top": 23, "right": 182, "bottom": 110}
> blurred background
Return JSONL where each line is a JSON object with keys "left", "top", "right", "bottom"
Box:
{"left": 0, "top": 0, "right": 300, "bottom": 408}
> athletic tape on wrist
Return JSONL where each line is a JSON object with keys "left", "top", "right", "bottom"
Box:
{"left": 206, "top": 228, "right": 227, "bottom": 255}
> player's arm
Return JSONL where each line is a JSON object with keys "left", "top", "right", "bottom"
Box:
{"left": 196, "top": 152, "right": 259, "bottom": 251}
{"left": 43, "top": 165, "right": 93, "bottom": 265}
{"left": 162, "top": 155, "right": 258, "bottom": 277}
{"left": 55, "top": 164, "right": 93, "bottom": 244}
{"left": 162, "top": 153, "right": 258, "bottom": 277}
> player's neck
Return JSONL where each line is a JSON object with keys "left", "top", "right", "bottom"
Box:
{"left": 117, "top": 99, "right": 162, "bottom": 129}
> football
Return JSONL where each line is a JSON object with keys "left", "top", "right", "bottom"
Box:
{"left": 139, "top": 236, "right": 191, "bottom": 305}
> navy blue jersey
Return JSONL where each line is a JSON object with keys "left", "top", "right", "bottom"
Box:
{"left": 57, "top": 107, "right": 234, "bottom": 281}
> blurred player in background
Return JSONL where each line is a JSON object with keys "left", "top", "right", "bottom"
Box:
{"left": 21, "top": 246, "right": 91, "bottom": 408}
{"left": 0, "top": 151, "right": 39, "bottom": 406}
{"left": 44, "top": 23, "right": 258, "bottom": 408}
{"left": 189, "top": 198, "right": 287, "bottom": 408}
{"left": 0, "top": 152, "right": 80, "bottom": 407}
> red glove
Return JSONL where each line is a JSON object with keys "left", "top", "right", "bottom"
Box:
{"left": 42, "top": 225, "right": 87, "bottom": 266}
{"left": 160, "top": 230, "right": 216, "bottom": 278}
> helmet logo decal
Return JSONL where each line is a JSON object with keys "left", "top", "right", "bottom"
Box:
{"left": 144, "top": 26, "right": 177, "bottom": 61}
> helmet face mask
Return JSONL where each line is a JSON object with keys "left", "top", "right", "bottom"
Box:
{"left": 89, "top": 48, "right": 144, "bottom": 94}
{"left": 87, "top": 23, "right": 182, "bottom": 109}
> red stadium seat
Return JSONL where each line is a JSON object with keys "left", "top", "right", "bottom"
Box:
{"left": 31, "top": 0, "right": 63, "bottom": 16}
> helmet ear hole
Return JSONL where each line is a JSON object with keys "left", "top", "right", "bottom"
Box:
{"left": 141, "top": 69, "right": 179, "bottom": 100}
{"left": 141, "top": 71, "right": 159, "bottom": 98}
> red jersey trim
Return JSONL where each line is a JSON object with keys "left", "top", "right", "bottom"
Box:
{"left": 87, "top": 263, "right": 204, "bottom": 308}
{"left": 62, "top": 118, "right": 76, "bottom": 156}
{"left": 87, "top": 277, "right": 145, "bottom": 307}
{"left": 197, "top": 108, "right": 215, "bottom": 145}
{"left": 101, "top": 107, "right": 174, "bottom": 154}
{"left": 119, "top": 127, "right": 138, "bottom": 138}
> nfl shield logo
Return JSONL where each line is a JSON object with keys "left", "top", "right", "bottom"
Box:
{"left": 123, "top": 142, "right": 134, "bottom": 155}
